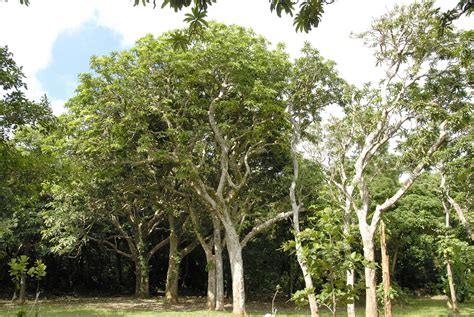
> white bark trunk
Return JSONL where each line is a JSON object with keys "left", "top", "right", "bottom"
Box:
{"left": 295, "top": 237, "right": 320, "bottom": 317}
{"left": 221, "top": 215, "right": 246, "bottom": 315}
{"left": 346, "top": 269, "right": 355, "bottom": 317}
{"left": 289, "top": 120, "right": 320, "bottom": 317}
{"left": 444, "top": 199, "right": 459, "bottom": 313}
{"left": 214, "top": 217, "right": 225, "bottom": 311}
{"left": 380, "top": 220, "right": 392, "bottom": 317}
{"left": 446, "top": 195, "right": 473, "bottom": 241}
{"left": 361, "top": 234, "right": 378, "bottom": 317}
{"left": 343, "top": 196, "right": 356, "bottom": 317}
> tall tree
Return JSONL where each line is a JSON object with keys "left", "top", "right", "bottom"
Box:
{"left": 286, "top": 43, "right": 345, "bottom": 317}
{"left": 0, "top": 46, "right": 54, "bottom": 260}
{"left": 312, "top": 1, "right": 472, "bottom": 315}
{"left": 149, "top": 23, "right": 293, "bottom": 314}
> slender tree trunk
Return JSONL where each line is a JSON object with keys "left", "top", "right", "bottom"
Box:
{"left": 343, "top": 201, "right": 356, "bottom": 317}
{"left": 391, "top": 238, "right": 400, "bottom": 275}
{"left": 214, "top": 216, "right": 225, "bottom": 311}
{"left": 206, "top": 253, "right": 217, "bottom": 310}
{"left": 294, "top": 237, "right": 320, "bottom": 317}
{"left": 134, "top": 253, "right": 149, "bottom": 298}
{"left": 347, "top": 269, "right": 355, "bottom": 316}
{"left": 289, "top": 136, "right": 319, "bottom": 317}
{"left": 19, "top": 272, "right": 26, "bottom": 304}
{"left": 446, "top": 262, "right": 459, "bottom": 313}
{"left": 380, "top": 220, "right": 392, "bottom": 317}
{"left": 221, "top": 215, "right": 245, "bottom": 315}
{"left": 165, "top": 215, "right": 180, "bottom": 304}
{"left": 444, "top": 200, "right": 459, "bottom": 313}
{"left": 362, "top": 234, "right": 378, "bottom": 317}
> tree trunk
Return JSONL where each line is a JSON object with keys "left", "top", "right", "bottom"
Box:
{"left": 134, "top": 253, "right": 149, "bottom": 298}
{"left": 380, "top": 220, "right": 392, "bottom": 317}
{"left": 207, "top": 254, "right": 217, "bottom": 310}
{"left": 343, "top": 202, "right": 356, "bottom": 317}
{"left": 222, "top": 217, "right": 246, "bottom": 315}
{"left": 391, "top": 238, "right": 401, "bottom": 275}
{"left": 289, "top": 131, "right": 320, "bottom": 317}
{"left": 165, "top": 215, "right": 180, "bottom": 304}
{"left": 446, "top": 262, "right": 459, "bottom": 313}
{"left": 347, "top": 269, "right": 356, "bottom": 317}
{"left": 444, "top": 200, "right": 459, "bottom": 313}
{"left": 295, "top": 237, "right": 320, "bottom": 317}
{"left": 362, "top": 235, "right": 378, "bottom": 317}
{"left": 214, "top": 216, "right": 225, "bottom": 311}
{"left": 19, "top": 272, "right": 26, "bottom": 305}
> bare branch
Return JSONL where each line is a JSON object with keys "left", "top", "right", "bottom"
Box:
{"left": 147, "top": 237, "right": 171, "bottom": 260}
{"left": 241, "top": 210, "right": 297, "bottom": 248}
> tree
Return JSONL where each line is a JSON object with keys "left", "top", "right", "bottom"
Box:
{"left": 146, "top": 23, "right": 294, "bottom": 314}
{"left": 0, "top": 46, "right": 54, "bottom": 261}
{"left": 311, "top": 1, "right": 472, "bottom": 315}
{"left": 41, "top": 47, "right": 187, "bottom": 297}
{"left": 162, "top": 24, "right": 287, "bottom": 314}
{"left": 286, "top": 43, "right": 345, "bottom": 317}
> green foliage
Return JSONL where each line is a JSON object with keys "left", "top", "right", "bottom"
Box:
{"left": 0, "top": 46, "right": 54, "bottom": 260}
{"left": 285, "top": 208, "right": 364, "bottom": 310}
{"left": 131, "top": 0, "right": 332, "bottom": 33}
{"left": 8, "top": 255, "right": 29, "bottom": 289}
{"left": 376, "top": 282, "right": 410, "bottom": 306}
{"left": 436, "top": 234, "right": 474, "bottom": 302}
{"left": 27, "top": 260, "right": 47, "bottom": 281}
{"left": 8, "top": 256, "right": 47, "bottom": 288}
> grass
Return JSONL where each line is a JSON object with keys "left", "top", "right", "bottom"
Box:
{"left": 0, "top": 296, "right": 473, "bottom": 316}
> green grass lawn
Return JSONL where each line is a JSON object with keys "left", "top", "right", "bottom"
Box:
{"left": 0, "top": 297, "right": 473, "bottom": 316}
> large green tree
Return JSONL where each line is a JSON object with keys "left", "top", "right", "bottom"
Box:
{"left": 0, "top": 46, "right": 53, "bottom": 261}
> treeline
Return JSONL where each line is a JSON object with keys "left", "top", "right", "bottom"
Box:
{"left": 0, "top": 1, "right": 472, "bottom": 316}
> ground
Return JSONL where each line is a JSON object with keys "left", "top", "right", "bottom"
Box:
{"left": 0, "top": 296, "right": 473, "bottom": 316}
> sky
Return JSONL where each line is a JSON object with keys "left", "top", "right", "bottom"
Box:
{"left": 0, "top": 0, "right": 468, "bottom": 115}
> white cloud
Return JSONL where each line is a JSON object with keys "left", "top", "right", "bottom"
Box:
{"left": 0, "top": 0, "right": 465, "bottom": 111}
{"left": 50, "top": 99, "right": 66, "bottom": 116}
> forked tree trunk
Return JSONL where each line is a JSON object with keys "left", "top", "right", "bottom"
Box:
{"left": 380, "top": 220, "right": 392, "bottom": 317}
{"left": 165, "top": 215, "right": 179, "bottom": 304}
{"left": 214, "top": 217, "right": 225, "bottom": 311}
{"left": 134, "top": 253, "right": 149, "bottom": 298}
{"left": 221, "top": 215, "right": 246, "bottom": 315}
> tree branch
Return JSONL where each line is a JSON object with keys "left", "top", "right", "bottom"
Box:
{"left": 147, "top": 237, "right": 170, "bottom": 260}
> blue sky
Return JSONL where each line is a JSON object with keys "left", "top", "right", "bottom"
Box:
{"left": 37, "top": 20, "right": 126, "bottom": 101}
{"left": 0, "top": 0, "right": 463, "bottom": 115}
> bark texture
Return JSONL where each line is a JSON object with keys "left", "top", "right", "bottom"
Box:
{"left": 444, "top": 199, "right": 459, "bottom": 313}
{"left": 165, "top": 215, "right": 179, "bottom": 304}
{"left": 134, "top": 254, "right": 149, "bottom": 298}
{"left": 380, "top": 220, "right": 392, "bottom": 317}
